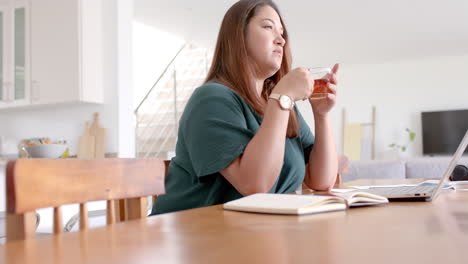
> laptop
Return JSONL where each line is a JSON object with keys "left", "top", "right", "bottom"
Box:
{"left": 361, "top": 130, "right": 468, "bottom": 202}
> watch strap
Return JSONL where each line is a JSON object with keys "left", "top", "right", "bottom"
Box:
{"left": 269, "top": 93, "right": 294, "bottom": 110}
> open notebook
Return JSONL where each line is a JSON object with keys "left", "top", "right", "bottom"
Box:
{"left": 223, "top": 192, "right": 388, "bottom": 215}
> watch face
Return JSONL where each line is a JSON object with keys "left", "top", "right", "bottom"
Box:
{"left": 279, "top": 95, "right": 292, "bottom": 109}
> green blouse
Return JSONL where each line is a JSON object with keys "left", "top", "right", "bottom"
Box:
{"left": 151, "top": 82, "right": 314, "bottom": 215}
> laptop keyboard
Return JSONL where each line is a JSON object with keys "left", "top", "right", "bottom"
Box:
{"left": 363, "top": 185, "right": 435, "bottom": 197}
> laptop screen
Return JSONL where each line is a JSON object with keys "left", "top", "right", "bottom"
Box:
{"left": 430, "top": 130, "right": 468, "bottom": 201}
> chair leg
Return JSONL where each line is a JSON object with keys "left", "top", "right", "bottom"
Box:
{"left": 53, "top": 207, "right": 63, "bottom": 234}
{"left": 79, "top": 203, "right": 89, "bottom": 230}
{"left": 6, "top": 212, "right": 36, "bottom": 242}
{"left": 126, "top": 197, "right": 147, "bottom": 220}
{"left": 334, "top": 174, "right": 343, "bottom": 188}
{"left": 107, "top": 200, "right": 116, "bottom": 225}
{"left": 118, "top": 199, "right": 126, "bottom": 222}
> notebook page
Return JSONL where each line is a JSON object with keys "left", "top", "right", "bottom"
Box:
{"left": 333, "top": 191, "right": 388, "bottom": 206}
{"left": 225, "top": 193, "right": 343, "bottom": 210}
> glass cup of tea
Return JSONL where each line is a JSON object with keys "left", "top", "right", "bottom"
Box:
{"left": 309, "top": 67, "right": 332, "bottom": 100}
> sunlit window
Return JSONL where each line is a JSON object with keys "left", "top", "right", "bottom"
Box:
{"left": 132, "top": 21, "right": 185, "bottom": 108}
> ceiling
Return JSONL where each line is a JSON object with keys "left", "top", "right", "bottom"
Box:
{"left": 134, "top": 0, "right": 468, "bottom": 65}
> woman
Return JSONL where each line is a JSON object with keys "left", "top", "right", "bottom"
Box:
{"left": 151, "top": 0, "right": 339, "bottom": 215}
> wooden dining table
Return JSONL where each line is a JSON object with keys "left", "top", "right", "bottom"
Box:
{"left": 1, "top": 179, "right": 468, "bottom": 264}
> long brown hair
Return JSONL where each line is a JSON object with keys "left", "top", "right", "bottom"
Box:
{"left": 205, "top": 0, "right": 299, "bottom": 137}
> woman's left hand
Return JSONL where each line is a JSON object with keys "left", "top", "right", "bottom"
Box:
{"left": 310, "top": 63, "right": 339, "bottom": 117}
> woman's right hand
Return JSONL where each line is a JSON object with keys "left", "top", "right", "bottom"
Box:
{"left": 272, "top": 67, "right": 314, "bottom": 101}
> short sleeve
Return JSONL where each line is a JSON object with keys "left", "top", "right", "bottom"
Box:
{"left": 296, "top": 107, "right": 315, "bottom": 163}
{"left": 183, "top": 84, "right": 254, "bottom": 177}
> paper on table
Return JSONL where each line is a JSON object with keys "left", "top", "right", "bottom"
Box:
{"left": 348, "top": 184, "right": 418, "bottom": 189}
{"left": 450, "top": 181, "right": 468, "bottom": 191}
{"left": 418, "top": 180, "right": 440, "bottom": 185}
{"left": 417, "top": 180, "right": 453, "bottom": 189}
{"left": 420, "top": 180, "right": 468, "bottom": 190}
{"left": 330, "top": 188, "right": 356, "bottom": 193}
{"left": 349, "top": 180, "right": 456, "bottom": 190}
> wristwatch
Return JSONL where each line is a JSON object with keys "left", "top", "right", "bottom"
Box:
{"left": 269, "top": 93, "right": 294, "bottom": 110}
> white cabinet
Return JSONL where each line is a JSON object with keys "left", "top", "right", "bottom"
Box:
{"left": 30, "top": 0, "right": 103, "bottom": 105}
{"left": 0, "top": 0, "right": 103, "bottom": 109}
{"left": 0, "top": 0, "right": 30, "bottom": 108}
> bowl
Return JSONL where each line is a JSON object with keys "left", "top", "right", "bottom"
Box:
{"left": 24, "top": 144, "right": 67, "bottom": 158}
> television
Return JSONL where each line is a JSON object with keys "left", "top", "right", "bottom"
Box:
{"left": 421, "top": 109, "right": 468, "bottom": 156}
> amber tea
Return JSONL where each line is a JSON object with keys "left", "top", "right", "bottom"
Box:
{"left": 309, "top": 67, "right": 331, "bottom": 100}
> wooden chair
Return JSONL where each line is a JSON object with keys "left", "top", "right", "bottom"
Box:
{"left": 5, "top": 158, "right": 168, "bottom": 242}
{"left": 336, "top": 155, "right": 350, "bottom": 186}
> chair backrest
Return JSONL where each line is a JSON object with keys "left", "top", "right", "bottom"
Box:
{"left": 6, "top": 158, "right": 168, "bottom": 242}
{"left": 336, "top": 155, "right": 350, "bottom": 185}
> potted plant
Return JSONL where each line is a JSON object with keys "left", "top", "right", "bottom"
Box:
{"left": 389, "top": 128, "right": 416, "bottom": 158}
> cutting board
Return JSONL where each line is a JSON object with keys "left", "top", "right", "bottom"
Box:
{"left": 77, "top": 122, "right": 95, "bottom": 159}
{"left": 90, "top": 112, "right": 106, "bottom": 158}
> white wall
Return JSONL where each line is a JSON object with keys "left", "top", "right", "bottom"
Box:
{"left": 0, "top": 0, "right": 119, "bottom": 157}
{"left": 117, "top": 0, "right": 135, "bottom": 158}
{"left": 296, "top": 54, "right": 468, "bottom": 160}
{"left": 0, "top": 1, "right": 465, "bottom": 160}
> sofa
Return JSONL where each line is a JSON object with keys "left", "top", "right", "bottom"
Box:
{"left": 342, "top": 157, "right": 468, "bottom": 183}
